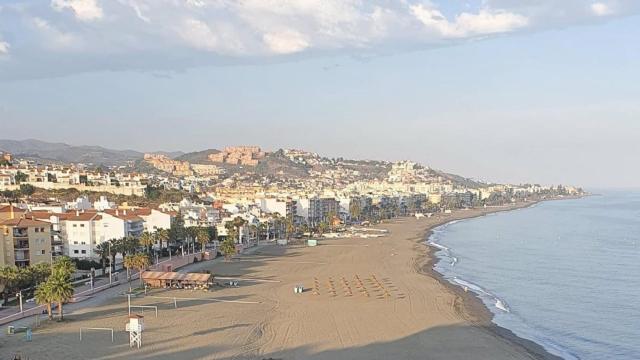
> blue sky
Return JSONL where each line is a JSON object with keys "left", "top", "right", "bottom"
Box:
{"left": 0, "top": 1, "right": 639, "bottom": 188}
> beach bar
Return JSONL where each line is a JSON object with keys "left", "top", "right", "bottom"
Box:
{"left": 141, "top": 271, "right": 212, "bottom": 289}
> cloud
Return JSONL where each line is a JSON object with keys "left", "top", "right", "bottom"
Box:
{"left": 0, "top": 41, "right": 9, "bottom": 55}
{"left": 263, "top": 30, "right": 310, "bottom": 54}
{"left": 410, "top": 5, "right": 528, "bottom": 38}
{"left": 51, "top": 0, "right": 103, "bottom": 21}
{"left": 0, "top": 0, "right": 639, "bottom": 80}
{"left": 32, "top": 17, "right": 80, "bottom": 49}
{"left": 591, "top": 2, "right": 613, "bottom": 16}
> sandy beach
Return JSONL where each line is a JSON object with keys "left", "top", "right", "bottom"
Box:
{"left": 1, "top": 202, "right": 561, "bottom": 360}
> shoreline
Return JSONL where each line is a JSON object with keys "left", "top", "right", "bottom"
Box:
{"left": 415, "top": 200, "right": 574, "bottom": 360}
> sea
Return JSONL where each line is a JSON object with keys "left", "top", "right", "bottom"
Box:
{"left": 428, "top": 191, "right": 640, "bottom": 360}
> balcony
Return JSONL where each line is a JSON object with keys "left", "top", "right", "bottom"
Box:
{"left": 14, "top": 240, "right": 30, "bottom": 250}
{"left": 14, "top": 250, "right": 30, "bottom": 261}
{"left": 13, "top": 228, "right": 29, "bottom": 238}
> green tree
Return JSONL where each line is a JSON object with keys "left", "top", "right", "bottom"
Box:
{"left": 284, "top": 218, "right": 295, "bottom": 240}
{"left": 318, "top": 221, "right": 329, "bottom": 236}
{"left": 220, "top": 238, "right": 236, "bottom": 261}
{"left": 124, "top": 253, "right": 150, "bottom": 287}
{"left": 196, "top": 227, "right": 210, "bottom": 252}
{"left": 19, "top": 184, "right": 36, "bottom": 196}
{"left": 15, "top": 171, "right": 28, "bottom": 183}
{"left": 0, "top": 266, "right": 19, "bottom": 306}
{"left": 34, "top": 281, "right": 54, "bottom": 320}
{"left": 95, "top": 242, "right": 111, "bottom": 272}
{"left": 49, "top": 257, "right": 75, "bottom": 321}
{"left": 139, "top": 231, "right": 154, "bottom": 254}
{"left": 155, "top": 228, "right": 170, "bottom": 253}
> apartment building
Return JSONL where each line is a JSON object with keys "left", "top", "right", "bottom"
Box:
{"left": 0, "top": 217, "right": 52, "bottom": 267}
{"left": 308, "top": 197, "right": 339, "bottom": 227}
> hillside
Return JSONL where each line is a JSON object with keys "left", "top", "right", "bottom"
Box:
{"left": 0, "top": 139, "right": 144, "bottom": 165}
{"left": 173, "top": 149, "right": 220, "bottom": 164}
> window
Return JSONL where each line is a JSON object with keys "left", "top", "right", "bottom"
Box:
{"left": 35, "top": 228, "right": 39, "bottom": 233}
{"left": 74, "top": 250, "right": 79, "bottom": 254}
{"left": 80, "top": 224, "right": 85, "bottom": 228}
{"left": 74, "top": 241, "right": 78, "bottom": 245}
{"left": 81, "top": 250, "right": 86, "bottom": 254}
{"left": 41, "top": 227, "right": 45, "bottom": 232}
{"left": 40, "top": 250, "right": 45, "bottom": 255}
{"left": 73, "top": 224, "right": 77, "bottom": 228}
{"left": 81, "top": 241, "right": 86, "bottom": 245}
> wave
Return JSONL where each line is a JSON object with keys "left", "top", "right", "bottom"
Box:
{"left": 452, "top": 277, "right": 510, "bottom": 313}
{"left": 427, "top": 241, "right": 449, "bottom": 252}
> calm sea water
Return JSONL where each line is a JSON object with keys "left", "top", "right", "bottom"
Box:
{"left": 429, "top": 192, "right": 640, "bottom": 360}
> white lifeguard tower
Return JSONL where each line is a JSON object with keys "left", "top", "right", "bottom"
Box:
{"left": 126, "top": 314, "right": 144, "bottom": 348}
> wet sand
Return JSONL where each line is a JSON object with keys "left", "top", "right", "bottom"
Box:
{"left": 1, "top": 201, "right": 561, "bottom": 359}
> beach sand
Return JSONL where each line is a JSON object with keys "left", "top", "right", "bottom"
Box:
{"left": 1, "top": 202, "right": 561, "bottom": 360}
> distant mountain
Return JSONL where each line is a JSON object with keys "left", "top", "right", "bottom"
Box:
{"left": 173, "top": 149, "right": 220, "bottom": 164}
{"left": 0, "top": 139, "right": 144, "bottom": 165}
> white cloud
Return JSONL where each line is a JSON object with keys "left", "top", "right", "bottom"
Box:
{"left": 411, "top": 4, "right": 528, "bottom": 38}
{"left": 591, "top": 2, "right": 613, "bottom": 16}
{"left": 32, "top": 17, "right": 80, "bottom": 49}
{"left": 1, "top": 0, "right": 639, "bottom": 79}
{"left": 51, "top": 0, "right": 103, "bottom": 21}
{"left": 0, "top": 41, "right": 9, "bottom": 55}
{"left": 263, "top": 30, "right": 310, "bottom": 54}
{"left": 177, "top": 18, "right": 246, "bottom": 55}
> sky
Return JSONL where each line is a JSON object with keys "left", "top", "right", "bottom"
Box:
{"left": 0, "top": 1, "right": 639, "bottom": 189}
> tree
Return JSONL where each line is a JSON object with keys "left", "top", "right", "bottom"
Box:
{"left": 107, "top": 239, "right": 119, "bottom": 272}
{"left": 0, "top": 266, "right": 19, "bottom": 306}
{"left": 35, "top": 281, "right": 54, "bottom": 320}
{"left": 231, "top": 217, "right": 247, "bottom": 243}
{"left": 284, "top": 218, "right": 295, "bottom": 240}
{"left": 318, "top": 221, "right": 329, "bottom": 236}
{"left": 155, "top": 228, "right": 170, "bottom": 253}
{"left": 95, "top": 242, "right": 111, "bottom": 272}
{"left": 139, "top": 231, "right": 154, "bottom": 254}
{"left": 185, "top": 226, "right": 199, "bottom": 250}
{"left": 349, "top": 201, "right": 362, "bottom": 222}
{"left": 49, "top": 257, "right": 75, "bottom": 321}
{"left": 19, "top": 184, "right": 36, "bottom": 196}
{"left": 196, "top": 227, "right": 210, "bottom": 252}
{"left": 14, "top": 171, "right": 28, "bottom": 184}
{"left": 124, "top": 253, "right": 150, "bottom": 287}
{"left": 258, "top": 222, "right": 268, "bottom": 241}
{"left": 122, "top": 235, "right": 140, "bottom": 257}
{"left": 220, "top": 238, "right": 236, "bottom": 261}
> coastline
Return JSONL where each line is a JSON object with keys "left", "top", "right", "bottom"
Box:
{"left": 0, "top": 197, "right": 584, "bottom": 359}
{"left": 415, "top": 200, "right": 572, "bottom": 360}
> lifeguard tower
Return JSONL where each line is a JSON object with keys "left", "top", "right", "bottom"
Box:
{"left": 126, "top": 314, "right": 144, "bottom": 348}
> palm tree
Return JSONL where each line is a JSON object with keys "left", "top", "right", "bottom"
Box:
{"left": 95, "top": 242, "right": 111, "bottom": 272}
{"left": 139, "top": 231, "right": 154, "bottom": 254}
{"left": 196, "top": 227, "right": 210, "bottom": 252}
{"left": 155, "top": 228, "right": 170, "bottom": 253}
{"left": 34, "top": 281, "right": 54, "bottom": 320}
{"left": 107, "top": 238, "right": 119, "bottom": 271}
{"left": 124, "top": 235, "right": 140, "bottom": 255}
{"left": 186, "top": 226, "right": 198, "bottom": 249}
{"left": 49, "top": 257, "right": 75, "bottom": 321}
{"left": 231, "top": 217, "right": 247, "bottom": 244}
{"left": 124, "top": 254, "right": 150, "bottom": 287}
{"left": 284, "top": 218, "right": 295, "bottom": 240}
{"left": 258, "top": 222, "right": 268, "bottom": 242}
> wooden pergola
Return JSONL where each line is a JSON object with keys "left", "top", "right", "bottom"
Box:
{"left": 141, "top": 271, "right": 212, "bottom": 289}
